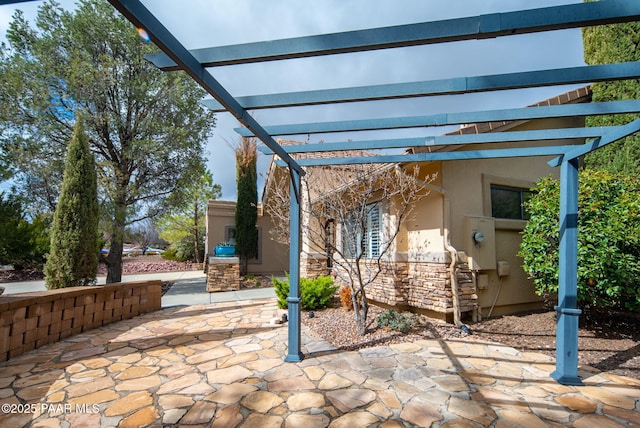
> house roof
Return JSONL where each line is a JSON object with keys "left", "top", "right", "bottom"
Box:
{"left": 446, "top": 86, "right": 592, "bottom": 137}
{"left": 262, "top": 139, "right": 381, "bottom": 204}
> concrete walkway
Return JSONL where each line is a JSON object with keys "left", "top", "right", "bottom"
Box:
{"left": 0, "top": 297, "right": 638, "bottom": 427}
{"left": 160, "top": 273, "right": 276, "bottom": 308}
{"left": 1, "top": 270, "right": 277, "bottom": 309}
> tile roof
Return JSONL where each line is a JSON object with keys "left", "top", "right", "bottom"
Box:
{"left": 447, "top": 86, "right": 592, "bottom": 136}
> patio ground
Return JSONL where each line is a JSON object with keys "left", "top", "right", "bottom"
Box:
{"left": 0, "top": 296, "right": 639, "bottom": 427}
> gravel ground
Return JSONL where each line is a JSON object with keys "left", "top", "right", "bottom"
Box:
{"left": 0, "top": 255, "right": 198, "bottom": 283}
{"left": 302, "top": 305, "right": 640, "bottom": 381}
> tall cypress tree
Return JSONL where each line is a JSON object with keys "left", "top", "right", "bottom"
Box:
{"left": 235, "top": 138, "right": 258, "bottom": 276}
{"left": 44, "top": 117, "right": 99, "bottom": 289}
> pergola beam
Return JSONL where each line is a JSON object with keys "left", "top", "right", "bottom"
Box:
{"left": 237, "top": 100, "right": 640, "bottom": 137}
{"left": 148, "top": 0, "right": 640, "bottom": 70}
{"left": 259, "top": 127, "right": 613, "bottom": 155}
{"left": 106, "top": 0, "right": 304, "bottom": 175}
{"left": 0, "top": 0, "right": 37, "bottom": 4}
{"left": 203, "top": 63, "right": 640, "bottom": 112}
{"left": 275, "top": 145, "right": 575, "bottom": 167}
{"left": 549, "top": 118, "right": 640, "bottom": 166}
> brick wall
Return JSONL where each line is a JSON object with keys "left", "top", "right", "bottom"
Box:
{"left": 406, "top": 261, "right": 476, "bottom": 314}
{"left": 0, "top": 280, "right": 161, "bottom": 363}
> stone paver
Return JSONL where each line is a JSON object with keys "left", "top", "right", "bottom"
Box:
{"left": 0, "top": 297, "right": 638, "bottom": 427}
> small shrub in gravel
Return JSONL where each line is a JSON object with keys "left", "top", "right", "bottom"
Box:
{"left": 272, "top": 274, "right": 338, "bottom": 310}
{"left": 376, "top": 309, "right": 418, "bottom": 334}
{"left": 339, "top": 286, "right": 353, "bottom": 311}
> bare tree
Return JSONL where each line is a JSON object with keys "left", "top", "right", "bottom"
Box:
{"left": 125, "top": 219, "right": 165, "bottom": 253}
{"left": 265, "top": 160, "right": 432, "bottom": 335}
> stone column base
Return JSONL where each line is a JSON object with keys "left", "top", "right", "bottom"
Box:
{"left": 207, "top": 256, "right": 240, "bottom": 292}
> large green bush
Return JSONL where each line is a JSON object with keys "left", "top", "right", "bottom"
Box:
{"left": 160, "top": 235, "right": 203, "bottom": 262}
{"left": 0, "top": 194, "right": 49, "bottom": 269}
{"left": 519, "top": 170, "right": 640, "bottom": 311}
{"left": 272, "top": 274, "right": 338, "bottom": 310}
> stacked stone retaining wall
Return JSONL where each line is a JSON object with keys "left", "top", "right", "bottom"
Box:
{"left": 0, "top": 280, "right": 161, "bottom": 362}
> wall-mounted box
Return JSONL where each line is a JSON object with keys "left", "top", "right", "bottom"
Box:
{"left": 477, "top": 273, "right": 489, "bottom": 290}
{"left": 497, "top": 260, "right": 511, "bottom": 277}
{"left": 463, "top": 216, "right": 496, "bottom": 271}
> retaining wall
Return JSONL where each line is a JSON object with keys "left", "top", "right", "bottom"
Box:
{"left": 0, "top": 280, "right": 162, "bottom": 363}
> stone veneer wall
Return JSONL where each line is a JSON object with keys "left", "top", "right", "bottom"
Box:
{"left": 300, "top": 253, "right": 330, "bottom": 279}
{"left": 405, "top": 261, "right": 476, "bottom": 314}
{"left": 0, "top": 280, "right": 161, "bottom": 363}
{"left": 207, "top": 257, "right": 240, "bottom": 292}
{"left": 333, "top": 259, "right": 477, "bottom": 320}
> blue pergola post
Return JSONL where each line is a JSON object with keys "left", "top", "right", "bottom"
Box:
{"left": 551, "top": 158, "right": 583, "bottom": 386}
{"left": 285, "top": 168, "right": 304, "bottom": 362}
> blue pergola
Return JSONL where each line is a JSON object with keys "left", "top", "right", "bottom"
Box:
{"left": 7, "top": 0, "right": 636, "bottom": 385}
{"left": 108, "top": 0, "right": 640, "bottom": 386}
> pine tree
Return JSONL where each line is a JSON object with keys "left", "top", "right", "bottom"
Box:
{"left": 1, "top": 1, "right": 214, "bottom": 283}
{"left": 235, "top": 138, "right": 258, "bottom": 276}
{"left": 44, "top": 117, "right": 99, "bottom": 289}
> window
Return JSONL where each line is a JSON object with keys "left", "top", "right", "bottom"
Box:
{"left": 224, "top": 226, "right": 262, "bottom": 263}
{"left": 325, "top": 219, "right": 336, "bottom": 268}
{"left": 342, "top": 202, "right": 382, "bottom": 259}
{"left": 490, "top": 185, "right": 533, "bottom": 220}
{"left": 224, "top": 226, "right": 237, "bottom": 244}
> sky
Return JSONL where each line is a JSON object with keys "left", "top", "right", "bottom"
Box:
{"left": 0, "top": 0, "right": 586, "bottom": 201}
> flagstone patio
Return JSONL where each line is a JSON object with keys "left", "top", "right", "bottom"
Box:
{"left": 0, "top": 298, "right": 638, "bottom": 427}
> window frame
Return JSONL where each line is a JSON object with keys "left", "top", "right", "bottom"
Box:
{"left": 490, "top": 184, "right": 533, "bottom": 221}
{"left": 224, "top": 225, "right": 262, "bottom": 264}
{"left": 482, "top": 174, "right": 535, "bottom": 230}
{"left": 341, "top": 201, "right": 383, "bottom": 259}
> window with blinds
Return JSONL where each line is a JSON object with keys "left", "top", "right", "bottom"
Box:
{"left": 341, "top": 202, "right": 382, "bottom": 259}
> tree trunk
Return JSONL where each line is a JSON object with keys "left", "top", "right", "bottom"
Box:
{"left": 106, "top": 238, "right": 123, "bottom": 284}
{"left": 193, "top": 201, "right": 201, "bottom": 264}
{"left": 106, "top": 192, "right": 127, "bottom": 284}
{"left": 239, "top": 257, "right": 248, "bottom": 277}
{"left": 352, "top": 286, "right": 369, "bottom": 335}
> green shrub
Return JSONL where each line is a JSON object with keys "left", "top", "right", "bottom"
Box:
{"left": 45, "top": 118, "right": 99, "bottom": 289}
{"left": 161, "top": 247, "right": 180, "bottom": 261}
{"left": 161, "top": 235, "right": 203, "bottom": 262}
{"left": 272, "top": 274, "right": 338, "bottom": 310}
{"left": 302, "top": 275, "right": 339, "bottom": 310}
{"left": 376, "top": 309, "right": 417, "bottom": 333}
{"left": 519, "top": 170, "right": 640, "bottom": 311}
{"left": 273, "top": 275, "right": 290, "bottom": 309}
{"left": 0, "top": 194, "right": 50, "bottom": 269}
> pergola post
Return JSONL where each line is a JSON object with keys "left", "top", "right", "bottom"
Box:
{"left": 551, "top": 158, "right": 583, "bottom": 385}
{"left": 285, "top": 168, "right": 304, "bottom": 362}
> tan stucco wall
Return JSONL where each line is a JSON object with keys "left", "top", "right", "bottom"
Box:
{"left": 441, "top": 116, "right": 585, "bottom": 317}
{"left": 401, "top": 162, "right": 447, "bottom": 262}
{"left": 205, "top": 200, "right": 289, "bottom": 276}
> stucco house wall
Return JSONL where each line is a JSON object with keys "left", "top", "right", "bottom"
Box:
{"left": 443, "top": 114, "right": 588, "bottom": 317}
{"left": 205, "top": 200, "right": 289, "bottom": 276}
{"left": 207, "top": 86, "right": 590, "bottom": 321}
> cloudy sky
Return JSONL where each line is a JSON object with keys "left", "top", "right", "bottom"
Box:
{"left": 1, "top": 0, "right": 586, "bottom": 200}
